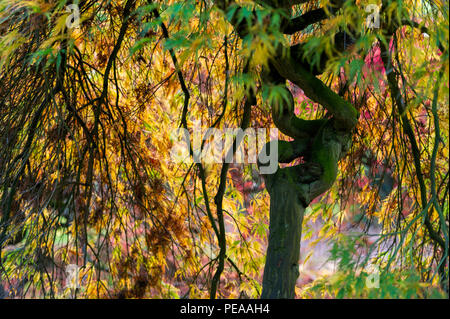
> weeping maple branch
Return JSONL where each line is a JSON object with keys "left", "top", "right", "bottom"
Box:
{"left": 379, "top": 36, "right": 445, "bottom": 251}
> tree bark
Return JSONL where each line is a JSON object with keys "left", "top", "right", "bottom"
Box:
{"left": 259, "top": 124, "right": 352, "bottom": 298}
{"left": 261, "top": 169, "right": 305, "bottom": 298}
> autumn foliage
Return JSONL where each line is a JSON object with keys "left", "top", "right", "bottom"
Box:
{"left": 0, "top": 0, "right": 448, "bottom": 298}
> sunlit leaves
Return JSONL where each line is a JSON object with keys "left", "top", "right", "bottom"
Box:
{"left": 0, "top": 0, "right": 448, "bottom": 299}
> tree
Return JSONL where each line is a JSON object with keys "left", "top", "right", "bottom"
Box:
{"left": 216, "top": 0, "right": 448, "bottom": 298}
{"left": 0, "top": 0, "right": 448, "bottom": 299}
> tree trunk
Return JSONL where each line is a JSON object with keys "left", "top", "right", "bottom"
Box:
{"left": 261, "top": 169, "right": 305, "bottom": 298}
{"left": 259, "top": 123, "right": 353, "bottom": 298}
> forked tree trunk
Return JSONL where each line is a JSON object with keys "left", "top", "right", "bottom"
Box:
{"left": 259, "top": 123, "right": 353, "bottom": 298}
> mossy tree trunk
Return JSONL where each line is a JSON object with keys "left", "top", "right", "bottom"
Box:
{"left": 259, "top": 119, "right": 353, "bottom": 298}
{"left": 261, "top": 170, "right": 305, "bottom": 298}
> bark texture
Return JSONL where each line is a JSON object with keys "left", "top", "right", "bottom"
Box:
{"left": 261, "top": 169, "right": 305, "bottom": 298}
{"left": 259, "top": 122, "right": 353, "bottom": 298}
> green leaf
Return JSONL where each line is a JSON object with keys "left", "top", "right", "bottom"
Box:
{"left": 130, "top": 38, "right": 152, "bottom": 56}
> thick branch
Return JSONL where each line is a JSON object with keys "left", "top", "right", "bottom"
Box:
{"left": 263, "top": 62, "right": 328, "bottom": 139}
{"left": 283, "top": 8, "right": 327, "bottom": 34}
{"left": 270, "top": 46, "right": 358, "bottom": 131}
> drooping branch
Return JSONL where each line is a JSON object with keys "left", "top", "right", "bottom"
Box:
{"left": 211, "top": 72, "right": 253, "bottom": 299}
{"left": 379, "top": 37, "right": 445, "bottom": 251}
